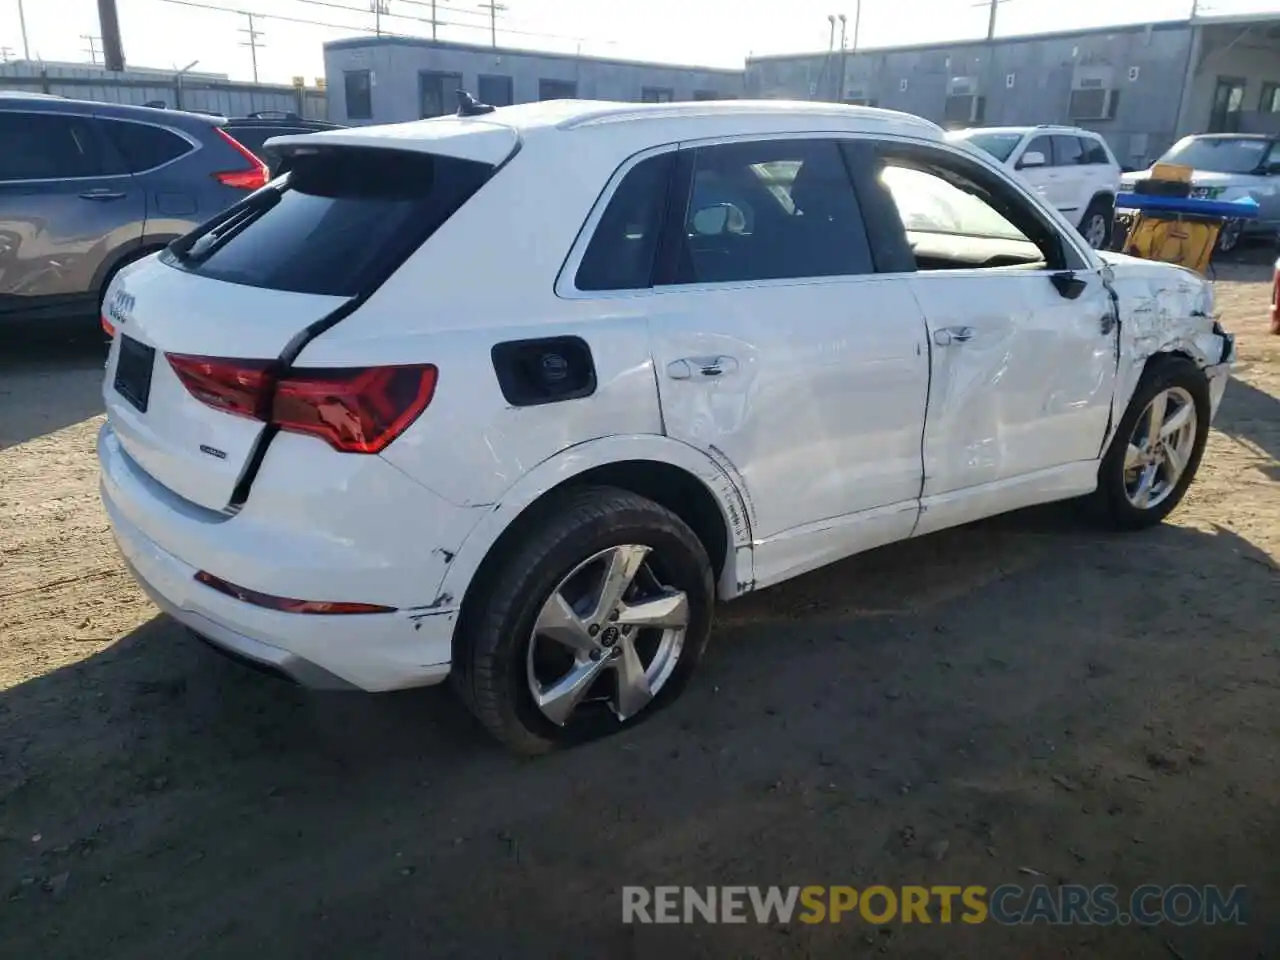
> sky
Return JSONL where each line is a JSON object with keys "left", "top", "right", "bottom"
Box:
{"left": 1, "top": 0, "right": 1278, "bottom": 84}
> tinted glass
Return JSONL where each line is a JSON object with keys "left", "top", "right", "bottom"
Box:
{"left": 1052, "top": 135, "right": 1084, "bottom": 166}
{"left": 954, "top": 131, "right": 1022, "bottom": 162}
{"left": 0, "top": 111, "right": 107, "bottom": 181}
{"left": 102, "top": 119, "right": 192, "bottom": 172}
{"left": 1021, "top": 135, "right": 1054, "bottom": 166}
{"left": 1160, "top": 136, "right": 1270, "bottom": 174}
{"left": 576, "top": 152, "right": 673, "bottom": 291}
{"left": 669, "top": 138, "right": 872, "bottom": 285}
{"left": 1080, "top": 137, "right": 1111, "bottom": 165}
{"left": 175, "top": 148, "right": 492, "bottom": 297}
{"left": 478, "top": 74, "right": 513, "bottom": 107}
{"left": 345, "top": 70, "right": 372, "bottom": 119}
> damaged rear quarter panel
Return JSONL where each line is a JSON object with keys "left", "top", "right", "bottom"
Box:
{"left": 1100, "top": 252, "right": 1233, "bottom": 431}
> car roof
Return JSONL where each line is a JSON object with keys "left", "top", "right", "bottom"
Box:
{"left": 950, "top": 125, "right": 1099, "bottom": 137}
{"left": 267, "top": 98, "right": 944, "bottom": 163}
{"left": 1180, "top": 132, "right": 1274, "bottom": 141}
{"left": 0, "top": 92, "right": 226, "bottom": 130}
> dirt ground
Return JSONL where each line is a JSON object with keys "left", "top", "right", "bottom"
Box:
{"left": 0, "top": 261, "right": 1277, "bottom": 960}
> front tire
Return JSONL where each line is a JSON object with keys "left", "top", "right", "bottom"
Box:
{"left": 452, "top": 486, "right": 715, "bottom": 755}
{"left": 1094, "top": 357, "right": 1210, "bottom": 530}
{"left": 1216, "top": 219, "right": 1244, "bottom": 254}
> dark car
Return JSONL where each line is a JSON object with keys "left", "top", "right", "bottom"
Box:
{"left": 0, "top": 92, "right": 270, "bottom": 327}
{"left": 220, "top": 111, "right": 344, "bottom": 174}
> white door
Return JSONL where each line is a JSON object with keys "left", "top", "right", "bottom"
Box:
{"left": 873, "top": 143, "right": 1118, "bottom": 535}
{"left": 1012, "top": 134, "right": 1062, "bottom": 210}
{"left": 642, "top": 137, "right": 931, "bottom": 587}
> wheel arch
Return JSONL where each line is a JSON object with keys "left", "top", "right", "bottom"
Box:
{"left": 91, "top": 236, "right": 178, "bottom": 309}
{"left": 439, "top": 436, "right": 754, "bottom": 655}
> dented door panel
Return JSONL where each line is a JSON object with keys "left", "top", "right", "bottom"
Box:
{"left": 910, "top": 268, "right": 1118, "bottom": 499}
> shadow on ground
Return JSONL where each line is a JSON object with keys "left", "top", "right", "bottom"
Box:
{"left": 1, "top": 502, "right": 1277, "bottom": 959}
{"left": 0, "top": 326, "right": 107, "bottom": 450}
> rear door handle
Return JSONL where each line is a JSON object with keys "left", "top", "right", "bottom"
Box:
{"left": 667, "top": 356, "right": 739, "bottom": 380}
{"left": 80, "top": 189, "right": 126, "bottom": 201}
{"left": 932, "top": 326, "right": 974, "bottom": 346}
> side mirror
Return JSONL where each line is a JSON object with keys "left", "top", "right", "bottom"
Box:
{"left": 1018, "top": 150, "right": 1047, "bottom": 169}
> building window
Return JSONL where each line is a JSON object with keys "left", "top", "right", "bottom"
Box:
{"left": 420, "top": 71, "right": 463, "bottom": 118}
{"left": 692, "top": 89, "right": 718, "bottom": 101}
{"left": 539, "top": 79, "right": 577, "bottom": 100}
{"left": 1261, "top": 82, "right": 1280, "bottom": 114}
{"left": 478, "top": 74, "right": 514, "bottom": 107}
{"left": 344, "top": 70, "right": 372, "bottom": 120}
{"left": 641, "top": 87, "right": 674, "bottom": 103}
{"left": 1209, "top": 77, "right": 1247, "bottom": 133}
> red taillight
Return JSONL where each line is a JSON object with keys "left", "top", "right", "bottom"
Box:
{"left": 271, "top": 365, "right": 439, "bottom": 454}
{"left": 212, "top": 127, "right": 269, "bottom": 191}
{"left": 101, "top": 314, "right": 115, "bottom": 337}
{"left": 167, "top": 354, "right": 274, "bottom": 419}
{"left": 194, "top": 570, "right": 395, "bottom": 614}
{"left": 166, "top": 354, "right": 437, "bottom": 454}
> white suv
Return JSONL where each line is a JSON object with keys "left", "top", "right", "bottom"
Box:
{"left": 947, "top": 125, "right": 1123, "bottom": 249}
{"left": 98, "top": 99, "right": 1234, "bottom": 754}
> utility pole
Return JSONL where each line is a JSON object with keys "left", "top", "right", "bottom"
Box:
{"left": 371, "top": 0, "right": 388, "bottom": 36}
{"left": 17, "top": 0, "right": 30, "bottom": 60}
{"left": 432, "top": 0, "right": 438, "bottom": 39}
{"left": 238, "top": 12, "right": 265, "bottom": 83}
{"left": 479, "top": 1, "right": 506, "bottom": 48}
{"left": 97, "top": 0, "right": 125, "bottom": 71}
{"left": 973, "top": 0, "right": 1015, "bottom": 42}
{"left": 82, "top": 34, "right": 102, "bottom": 65}
{"left": 851, "top": 0, "right": 861, "bottom": 53}
{"left": 837, "top": 13, "right": 848, "bottom": 103}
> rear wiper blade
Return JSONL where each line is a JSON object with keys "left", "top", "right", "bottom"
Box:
{"left": 171, "top": 187, "right": 282, "bottom": 264}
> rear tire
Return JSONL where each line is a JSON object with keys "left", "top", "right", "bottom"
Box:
{"left": 452, "top": 485, "right": 715, "bottom": 755}
{"left": 1093, "top": 357, "right": 1210, "bottom": 530}
{"left": 1216, "top": 220, "right": 1243, "bottom": 254}
{"left": 1079, "top": 197, "right": 1113, "bottom": 250}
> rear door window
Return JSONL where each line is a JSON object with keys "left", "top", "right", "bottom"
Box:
{"left": 100, "top": 119, "right": 193, "bottom": 172}
{"left": 0, "top": 111, "right": 110, "bottom": 181}
{"left": 664, "top": 137, "right": 873, "bottom": 285}
{"left": 168, "top": 147, "right": 493, "bottom": 297}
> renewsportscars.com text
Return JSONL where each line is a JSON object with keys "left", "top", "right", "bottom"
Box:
{"left": 622, "top": 884, "right": 1248, "bottom": 926}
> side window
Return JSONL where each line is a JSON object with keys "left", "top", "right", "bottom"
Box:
{"left": 1018, "top": 135, "right": 1055, "bottom": 169}
{"left": 667, "top": 138, "right": 873, "bottom": 285}
{"left": 1080, "top": 137, "right": 1111, "bottom": 165}
{"left": 0, "top": 111, "right": 108, "bottom": 181}
{"left": 575, "top": 152, "right": 674, "bottom": 292}
{"left": 345, "top": 70, "right": 372, "bottom": 120}
{"left": 1052, "top": 135, "right": 1085, "bottom": 166}
{"left": 874, "top": 145, "right": 1078, "bottom": 272}
{"left": 101, "top": 119, "right": 193, "bottom": 172}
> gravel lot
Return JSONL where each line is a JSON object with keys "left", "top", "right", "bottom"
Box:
{"left": 1, "top": 262, "right": 1277, "bottom": 959}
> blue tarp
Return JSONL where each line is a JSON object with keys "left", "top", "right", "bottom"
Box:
{"left": 1114, "top": 192, "right": 1260, "bottom": 220}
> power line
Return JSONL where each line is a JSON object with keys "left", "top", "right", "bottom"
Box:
{"left": 478, "top": 1, "right": 506, "bottom": 47}
{"left": 82, "top": 34, "right": 103, "bottom": 65}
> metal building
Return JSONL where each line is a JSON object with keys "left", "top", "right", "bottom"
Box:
{"left": 745, "top": 12, "right": 1280, "bottom": 168}
{"left": 0, "top": 60, "right": 327, "bottom": 118}
{"left": 323, "top": 37, "right": 744, "bottom": 125}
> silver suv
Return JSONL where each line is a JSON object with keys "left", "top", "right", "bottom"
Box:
{"left": 0, "top": 93, "right": 271, "bottom": 328}
{"left": 1120, "top": 133, "right": 1280, "bottom": 252}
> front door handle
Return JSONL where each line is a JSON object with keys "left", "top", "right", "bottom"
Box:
{"left": 80, "top": 189, "right": 126, "bottom": 201}
{"left": 1100, "top": 311, "right": 1118, "bottom": 335}
{"left": 667, "top": 356, "right": 739, "bottom": 380}
{"left": 933, "top": 326, "right": 974, "bottom": 346}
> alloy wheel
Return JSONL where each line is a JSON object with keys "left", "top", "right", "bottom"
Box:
{"left": 1084, "top": 213, "right": 1109, "bottom": 249}
{"left": 526, "top": 544, "right": 689, "bottom": 726}
{"left": 1123, "top": 386, "right": 1198, "bottom": 510}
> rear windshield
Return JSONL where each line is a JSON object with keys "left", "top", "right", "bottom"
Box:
{"left": 168, "top": 147, "right": 494, "bottom": 297}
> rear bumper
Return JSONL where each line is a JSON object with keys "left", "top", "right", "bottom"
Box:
{"left": 99, "top": 422, "right": 464, "bottom": 691}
